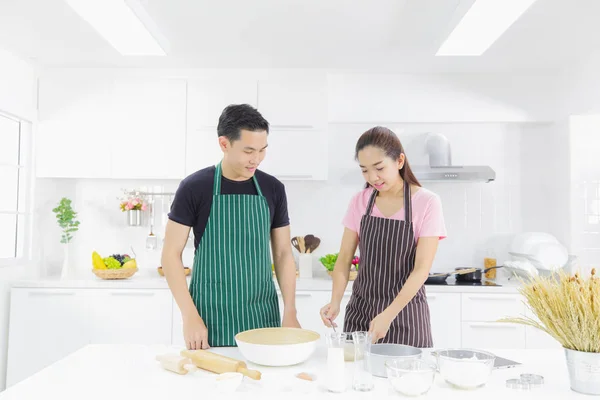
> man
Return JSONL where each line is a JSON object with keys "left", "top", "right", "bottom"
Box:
{"left": 161, "top": 104, "right": 300, "bottom": 349}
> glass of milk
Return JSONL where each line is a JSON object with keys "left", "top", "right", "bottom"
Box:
{"left": 325, "top": 332, "right": 347, "bottom": 393}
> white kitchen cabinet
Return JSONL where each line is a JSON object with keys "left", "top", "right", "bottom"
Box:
{"left": 460, "top": 293, "right": 527, "bottom": 349}
{"left": 184, "top": 77, "right": 257, "bottom": 175}
{"left": 7, "top": 287, "right": 174, "bottom": 387}
{"left": 36, "top": 74, "right": 187, "bottom": 179}
{"left": 187, "top": 77, "right": 258, "bottom": 128}
{"left": 171, "top": 299, "right": 185, "bottom": 347}
{"left": 278, "top": 291, "right": 329, "bottom": 338}
{"left": 36, "top": 75, "right": 114, "bottom": 178}
{"left": 461, "top": 321, "right": 526, "bottom": 349}
{"left": 461, "top": 293, "right": 525, "bottom": 322}
{"left": 525, "top": 326, "right": 562, "bottom": 349}
{"left": 87, "top": 289, "right": 172, "bottom": 345}
{"left": 523, "top": 307, "right": 562, "bottom": 349}
{"left": 110, "top": 79, "right": 187, "bottom": 179}
{"left": 258, "top": 128, "right": 328, "bottom": 180}
{"left": 6, "top": 289, "right": 91, "bottom": 387}
{"left": 257, "top": 78, "right": 327, "bottom": 128}
{"left": 426, "top": 292, "right": 461, "bottom": 349}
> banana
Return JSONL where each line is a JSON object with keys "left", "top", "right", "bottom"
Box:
{"left": 92, "top": 251, "right": 107, "bottom": 270}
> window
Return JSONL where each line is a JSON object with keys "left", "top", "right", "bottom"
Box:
{"left": 0, "top": 113, "right": 31, "bottom": 264}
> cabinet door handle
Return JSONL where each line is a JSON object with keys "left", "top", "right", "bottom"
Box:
{"left": 466, "top": 296, "right": 519, "bottom": 302}
{"left": 275, "top": 174, "right": 314, "bottom": 179}
{"left": 296, "top": 292, "right": 313, "bottom": 298}
{"left": 28, "top": 291, "right": 76, "bottom": 297}
{"left": 468, "top": 322, "right": 518, "bottom": 329}
{"left": 110, "top": 291, "right": 155, "bottom": 297}
{"left": 271, "top": 125, "right": 315, "bottom": 130}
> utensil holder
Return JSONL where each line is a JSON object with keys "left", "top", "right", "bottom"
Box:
{"left": 298, "top": 254, "right": 313, "bottom": 279}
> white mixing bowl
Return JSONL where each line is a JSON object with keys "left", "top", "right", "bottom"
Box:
{"left": 235, "top": 327, "right": 320, "bottom": 367}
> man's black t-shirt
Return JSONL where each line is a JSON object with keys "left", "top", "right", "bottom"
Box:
{"left": 168, "top": 166, "right": 290, "bottom": 250}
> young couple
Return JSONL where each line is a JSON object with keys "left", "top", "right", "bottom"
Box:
{"left": 161, "top": 104, "right": 446, "bottom": 350}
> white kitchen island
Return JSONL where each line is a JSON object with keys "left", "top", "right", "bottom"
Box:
{"left": 0, "top": 343, "right": 587, "bottom": 399}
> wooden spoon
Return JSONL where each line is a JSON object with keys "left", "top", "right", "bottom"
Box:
{"left": 304, "top": 234, "right": 321, "bottom": 254}
{"left": 291, "top": 237, "right": 301, "bottom": 252}
{"left": 298, "top": 236, "right": 306, "bottom": 253}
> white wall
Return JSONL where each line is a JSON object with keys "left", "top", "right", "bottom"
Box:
{"left": 0, "top": 48, "right": 37, "bottom": 391}
{"left": 0, "top": 48, "right": 36, "bottom": 122}
{"left": 30, "top": 69, "right": 579, "bottom": 281}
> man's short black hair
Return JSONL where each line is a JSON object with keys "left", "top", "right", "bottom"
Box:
{"left": 217, "top": 104, "right": 269, "bottom": 142}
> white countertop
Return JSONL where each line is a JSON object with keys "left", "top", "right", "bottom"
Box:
{"left": 9, "top": 273, "right": 523, "bottom": 294}
{"left": 0, "top": 343, "right": 584, "bottom": 399}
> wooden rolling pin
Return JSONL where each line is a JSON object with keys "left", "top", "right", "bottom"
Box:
{"left": 181, "top": 349, "right": 262, "bottom": 380}
{"left": 156, "top": 354, "right": 197, "bottom": 375}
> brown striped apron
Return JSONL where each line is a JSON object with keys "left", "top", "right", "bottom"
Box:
{"left": 343, "top": 182, "right": 433, "bottom": 347}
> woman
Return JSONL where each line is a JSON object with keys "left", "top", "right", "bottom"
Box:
{"left": 320, "top": 127, "right": 446, "bottom": 346}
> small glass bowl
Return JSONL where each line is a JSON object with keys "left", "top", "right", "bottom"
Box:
{"left": 385, "top": 359, "right": 436, "bottom": 397}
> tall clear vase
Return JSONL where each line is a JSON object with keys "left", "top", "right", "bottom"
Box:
{"left": 60, "top": 243, "right": 70, "bottom": 279}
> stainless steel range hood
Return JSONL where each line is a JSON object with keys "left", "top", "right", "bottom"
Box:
{"left": 411, "top": 133, "right": 495, "bottom": 183}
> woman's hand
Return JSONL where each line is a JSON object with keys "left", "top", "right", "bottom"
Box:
{"left": 369, "top": 310, "right": 395, "bottom": 343}
{"left": 320, "top": 302, "right": 341, "bottom": 328}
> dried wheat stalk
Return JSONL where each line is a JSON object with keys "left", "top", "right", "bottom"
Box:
{"left": 499, "top": 268, "right": 600, "bottom": 353}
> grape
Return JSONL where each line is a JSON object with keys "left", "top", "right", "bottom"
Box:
{"left": 103, "top": 257, "right": 122, "bottom": 269}
{"left": 110, "top": 254, "right": 126, "bottom": 265}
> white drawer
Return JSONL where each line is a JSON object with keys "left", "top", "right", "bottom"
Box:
{"left": 426, "top": 293, "right": 461, "bottom": 349}
{"left": 525, "top": 326, "right": 563, "bottom": 349}
{"left": 462, "top": 321, "right": 526, "bottom": 349}
{"left": 461, "top": 293, "right": 525, "bottom": 322}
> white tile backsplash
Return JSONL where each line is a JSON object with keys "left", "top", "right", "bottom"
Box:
{"left": 32, "top": 122, "right": 575, "bottom": 277}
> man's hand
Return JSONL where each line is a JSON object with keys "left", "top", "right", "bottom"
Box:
{"left": 282, "top": 310, "right": 301, "bottom": 328}
{"left": 183, "top": 311, "right": 210, "bottom": 350}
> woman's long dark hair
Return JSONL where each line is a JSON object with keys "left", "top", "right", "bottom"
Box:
{"left": 355, "top": 126, "right": 421, "bottom": 189}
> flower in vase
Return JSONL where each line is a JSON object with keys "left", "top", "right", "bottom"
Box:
{"left": 119, "top": 194, "right": 148, "bottom": 212}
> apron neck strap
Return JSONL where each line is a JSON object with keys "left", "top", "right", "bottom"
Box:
{"left": 213, "top": 162, "right": 264, "bottom": 197}
{"left": 366, "top": 188, "right": 378, "bottom": 215}
{"left": 404, "top": 180, "right": 412, "bottom": 224}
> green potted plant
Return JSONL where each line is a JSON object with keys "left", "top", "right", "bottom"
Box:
{"left": 52, "top": 198, "right": 80, "bottom": 279}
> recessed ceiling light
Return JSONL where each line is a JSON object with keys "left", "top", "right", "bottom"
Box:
{"left": 64, "top": 0, "right": 169, "bottom": 56}
{"left": 436, "top": 0, "right": 538, "bottom": 56}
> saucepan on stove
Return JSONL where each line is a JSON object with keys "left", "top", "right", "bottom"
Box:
{"left": 425, "top": 268, "right": 479, "bottom": 285}
{"left": 454, "top": 266, "right": 503, "bottom": 283}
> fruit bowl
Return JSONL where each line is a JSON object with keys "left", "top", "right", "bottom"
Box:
{"left": 92, "top": 268, "right": 138, "bottom": 280}
{"left": 92, "top": 251, "right": 138, "bottom": 280}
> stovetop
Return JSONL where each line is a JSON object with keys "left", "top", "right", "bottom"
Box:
{"left": 425, "top": 280, "right": 502, "bottom": 287}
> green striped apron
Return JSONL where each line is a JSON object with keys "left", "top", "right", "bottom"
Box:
{"left": 189, "top": 162, "right": 281, "bottom": 347}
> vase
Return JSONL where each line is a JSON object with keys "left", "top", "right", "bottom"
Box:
{"left": 565, "top": 348, "right": 600, "bottom": 395}
{"left": 127, "top": 209, "right": 143, "bottom": 226}
{"left": 60, "top": 244, "right": 70, "bottom": 279}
